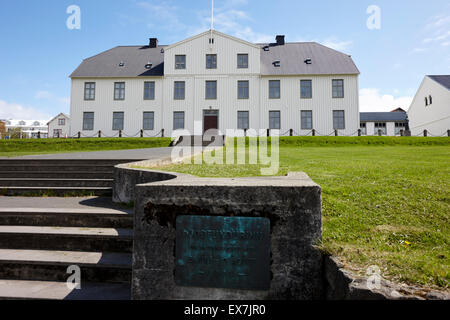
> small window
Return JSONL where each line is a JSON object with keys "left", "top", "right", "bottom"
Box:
{"left": 301, "top": 110, "right": 313, "bottom": 130}
{"left": 238, "top": 111, "right": 249, "bottom": 130}
{"left": 332, "top": 79, "right": 344, "bottom": 98}
{"left": 33, "top": 121, "right": 41, "bottom": 126}
{"left": 114, "top": 82, "right": 125, "bottom": 100}
{"left": 19, "top": 121, "right": 26, "bottom": 126}
{"left": 112, "top": 112, "right": 124, "bottom": 131}
{"left": 205, "top": 81, "right": 217, "bottom": 100}
{"left": 301, "top": 80, "right": 312, "bottom": 99}
{"left": 237, "top": 54, "right": 248, "bottom": 69}
{"left": 83, "top": 112, "right": 94, "bottom": 131}
{"left": 175, "top": 55, "right": 186, "bottom": 69}
{"left": 143, "top": 112, "right": 154, "bottom": 130}
{"left": 395, "top": 122, "right": 405, "bottom": 135}
{"left": 333, "top": 110, "right": 345, "bottom": 130}
{"left": 238, "top": 81, "right": 249, "bottom": 99}
{"left": 269, "top": 111, "right": 281, "bottom": 130}
{"left": 206, "top": 54, "right": 217, "bottom": 69}
{"left": 374, "top": 122, "right": 387, "bottom": 135}
{"left": 144, "top": 82, "right": 155, "bottom": 100}
{"left": 425, "top": 97, "right": 428, "bottom": 106}
{"left": 173, "top": 112, "right": 185, "bottom": 130}
{"left": 269, "top": 80, "right": 280, "bottom": 99}
{"left": 58, "top": 118, "right": 65, "bottom": 126}
{"left": 174, "top": 81, "right": 185, "bottom": 100}
{"left": 84, "top": 82, "right": 96, "bottom": 101}
{"left": 429, "top": 95, "right": 432, "bottom": 105}
{"left": 360, "top": 122, "right": 367, "bottom": 135}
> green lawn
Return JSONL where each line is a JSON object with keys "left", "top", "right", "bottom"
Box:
{"left": 161, "top": 137, "right": 450, "bottom": 290}
{"left": 0, "top": 138, "right": 172, "bottom": 157}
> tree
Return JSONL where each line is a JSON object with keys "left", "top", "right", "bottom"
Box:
{"left": 0, "top": 121, "right": 5, "bottom": 139}
{"left": 8, "top": 127, "right": 23, "bottom": 139}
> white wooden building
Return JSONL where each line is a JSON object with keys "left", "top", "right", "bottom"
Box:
{"left": 360, "top": 109, "right": 408, "bottom": 136}
{"left": 408, "top": 75, "right": 450, "bottom": 136}
{"left": 69, "top": 30, "right": 360, "bottom": 137}
{"left": 4, "top": 120, "right": 49, "bottom": 139}
{"left": 47, "top": 113, "right": 70, "bottom": 138}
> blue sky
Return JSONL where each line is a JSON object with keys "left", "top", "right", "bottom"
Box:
{"left": 0, "top": 0, "right": 449, "bottom": 120}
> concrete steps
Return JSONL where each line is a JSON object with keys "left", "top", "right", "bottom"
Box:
{"left": 0, "top": 280, "right": 131, "bottom": 300}
{"left": 0, "top": 206, "right": 133, "bottom": 300}
{"left": 0, "top": 226, "right": 133, "bottom": 252}
{"left": 0, "top": 208, "right": 133, "bottom": 228}
{"left": 0, "top": 159, "right": 136, "bottom": 196}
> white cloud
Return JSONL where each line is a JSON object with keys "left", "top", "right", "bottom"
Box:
{"left": 35, "top": 90, "right": 70, "bottom": 107}
{"left": 359, "top": 89, "right": 414, "bottom": 112}
{"left": 0, "top": 100, "right": 52, "bottom": 120}
{"left": 422, "top": 14, "right": 450, "bottom": 47}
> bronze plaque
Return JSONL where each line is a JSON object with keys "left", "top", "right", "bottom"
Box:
{"left": 175, "top": 216, "right": 270, "bottom": 291}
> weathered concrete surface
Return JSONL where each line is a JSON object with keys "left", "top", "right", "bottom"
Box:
{"left": 324, "top": 256, "right": 450, "bottom": 300}
{"left": 132, "top": 172, "right": 323, "bottom": 300}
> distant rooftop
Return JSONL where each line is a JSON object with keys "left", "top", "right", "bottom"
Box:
{"left": 360, "top": 111, "right": 408, "bottom": 122}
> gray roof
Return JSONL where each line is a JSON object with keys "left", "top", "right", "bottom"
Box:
{"left": 259, "top": 42, "right": 359, "bottom": 76}
{"left": 70, "top": 45, "right": 166, "bottom": 78}
{"left": 428, "top": 75, "right": 450, "bottom": 91}
{"left": 360, "top": 112, "right": 408, "bottom": 122}
{"left": 71, "top": 40, "right": 359, "bottom": 78}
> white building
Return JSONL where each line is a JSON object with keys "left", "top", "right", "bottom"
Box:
{"left": 47, "top": 113, "right": 70, "bottom": 138}
{"left": 4, "top": 120, "right": 49, "bottom": 139}
{"left": 70, "top": 30, "right": 360, "bottom": 137}
{"left": 360, "top": 109, "right": 408, "bottom": 136}
{"left": 408, "top": 75, "right": 450, "bottom": 136}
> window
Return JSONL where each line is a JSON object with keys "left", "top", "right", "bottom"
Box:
{"left": 144, "top": 82, "right": 155, "bottom": 100}
{"left": 205, "top": 81, "right": 217, "bottom": 99}
{"left": 429, "top": 95, "right": 432, "bottom": 105}
{"left": 237, "top": 54, "right": 248, "bottom": 69}
{"left": 143, "top": 112, "right": 154, "bottom": 130}
{"left": 269, "top": 111, "right": 281, "bottom": 129}
{"left": 84, "top": 82, "right": 95, "bottom": 100}
{"left": 374, "top": 122, "right": 387, "bottom": 135}
{"left": 301, "top": 110, "right": 313, "bottom": 130}
{"left": 425, "top": 97, "right": 428, "bottom": 106}
{"left": 19, "top": 121, "right": 26, "bottom": 126}
{"left": 301, "top": 80, "right": 312, "bottom": 99}
{"left": 332, "top": 79, "right": 344, "bottom": 98}
{"left": 238, "top": 81, "right": 249, "bottom": 99}
{"left": 174, "top": 81, "right": 185, "bottom": 100}
{"left": 113, "top": 112, "right": 124, "bottom": 131}
{"left": 58, "top": 118, "right": 65, "bottom": 126}
{"left": 83, "top": 112, "right": 94, "bottom": 131}
{"left": 360, "top": 123, "right": 367, "bottom": 135}
{"left": 175, "top": 55, "right": 186, "bottom": 69}
{"left": 238, "top": 111, "right": 249, "bottom": 130}
{"left": 206, "top": 54, "right": 217, "bottom": 69}
{"left": 395, "top": 122, "right": 405, "bottom": 135}
{"left": 114, "top": 82, "right": 125, "bottom": 100}
{"left": 173, "top": 112, "right": 185, "bottom": 130}
{"left": 333, "top": 110, "right": 345, "bottom": 130}
{"left": 269, "top": 80, "right": 280, "bottom": 99}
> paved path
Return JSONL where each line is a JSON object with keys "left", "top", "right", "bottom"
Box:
{"left": 7, "top": 147, "right": 173, "bottom": 160}
{"left": 0, "top": 196, "right": 133, "bottom": 214}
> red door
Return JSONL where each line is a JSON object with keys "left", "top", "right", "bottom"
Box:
{"left": 204, "top": 115, "right": 218, "bottom": 134}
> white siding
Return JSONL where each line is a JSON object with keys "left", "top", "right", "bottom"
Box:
{"left": 70, "top": 78, "right": 164, "bottom": 137}
{"left": 48, "top": 114, "right": 70, "bottom": 138}
{"left": 408, "top": 76, "right": 450, "bottom": 136}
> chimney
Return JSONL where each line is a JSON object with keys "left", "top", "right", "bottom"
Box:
{"left": 149, "top": 38, "right": 158, "bottom": 48}
{"left": 276, "top": 35, "right": 285, "bottom": 46}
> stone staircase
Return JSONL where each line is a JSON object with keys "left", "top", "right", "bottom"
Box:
{"left": 0, "top": 206, "right": 133, "bottom": 300}
{"left": 0, "top": 159, "right": 136, "bottom": 196}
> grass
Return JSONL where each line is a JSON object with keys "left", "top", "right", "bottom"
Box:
{"left": 160, "top": 137, "right": 450, "bottom": 290}
{"left": 0, "top": 137, "right": 172, "bottom": 157}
